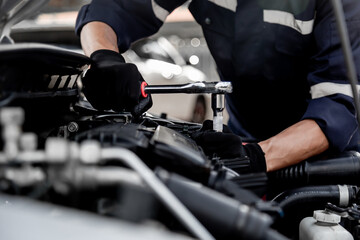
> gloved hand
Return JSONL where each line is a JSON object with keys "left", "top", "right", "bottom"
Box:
{"left": 82, "top": 49, "right": 152, "bottom": 116}
{"left": 192, "top": 120, "right": 267, "bottom": 173}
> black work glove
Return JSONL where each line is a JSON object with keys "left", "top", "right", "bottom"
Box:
{"left": 82, "top": 49, "right": 152, "bottom": 116}
{"left": 192, "top": 120, "right": 267, "bottom": 173}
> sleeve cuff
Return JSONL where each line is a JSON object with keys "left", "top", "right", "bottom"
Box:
{"left": 301, "top": 95, "right": 358, "bottom": 152}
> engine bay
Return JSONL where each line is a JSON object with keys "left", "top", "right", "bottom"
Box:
{"left": 0, "top": 43, "right": 359, "bottom": 240}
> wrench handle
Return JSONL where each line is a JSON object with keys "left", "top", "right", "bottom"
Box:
{"left": 141, "top": 82, "right": 148, "bottom": 98}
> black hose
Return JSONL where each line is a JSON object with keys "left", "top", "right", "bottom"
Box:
{"left": 210, "top": 175, "right": 262, "bottom": 204}
{"left": 157, "top": 170, "right": 277, "bottom": 240}
{"left": 269, "top": 151, "right": 360, "bottom": 185}
{"left": 272, "top": 185, "right": 358, "bottom": 212}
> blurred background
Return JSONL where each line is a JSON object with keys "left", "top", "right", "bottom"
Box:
{"left": 11, "top": 0, "right": 226, "bottom": 123}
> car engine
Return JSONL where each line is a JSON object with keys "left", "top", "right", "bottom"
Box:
{"left": 0, "top": 43, "right": 360, "bottom": 240}
{"left": 1, "top": 1, "right": 360, "bottom": 240}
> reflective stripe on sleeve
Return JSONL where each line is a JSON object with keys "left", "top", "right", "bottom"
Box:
{"left": 208, "top": 0, "right": 237, "bottom": 12}
{"left": 151, "top": 0, "right": 170, "bottom": 22}
{"left": 311, "top": 82, "right": 360, "bottom": 99}
{"left": 263, "top": 10, "right": 314, "bottom": 35}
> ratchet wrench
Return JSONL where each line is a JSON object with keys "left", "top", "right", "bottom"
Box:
{"left": 141, "top": 81, "right": 233, "bottom": 132}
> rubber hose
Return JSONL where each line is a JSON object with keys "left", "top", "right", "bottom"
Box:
{"left": 272, "top": 185, "right": 357, "bottom": 212}
{"left": 158, "top": 170, "right": 273, "bottom": 240}
{"left": 269, "top": 152, "right": 360, "bottom": 185}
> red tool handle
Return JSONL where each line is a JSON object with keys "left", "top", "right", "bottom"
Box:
{"left": 141, "top": 82, "right": 148, "bottom": 98}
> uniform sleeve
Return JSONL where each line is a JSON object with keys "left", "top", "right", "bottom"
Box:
{"left": 301, "top": 0, "right": 360, "bottom": 151}
{"left": 75, "top": 0, "right": 187, "bottom": 53}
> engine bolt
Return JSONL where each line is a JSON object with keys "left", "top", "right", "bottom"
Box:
{"left": 67, "top": 122, "right": 79, "bottom": 133}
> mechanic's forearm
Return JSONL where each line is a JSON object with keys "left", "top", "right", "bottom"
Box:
{"left": 259, "top": 119, "right": 329, "bottom": 172}
{"left": 80, "top": 21, "right": 119, "bottom": 56}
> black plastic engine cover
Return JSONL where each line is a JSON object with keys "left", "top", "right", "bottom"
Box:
{"left": 73, "top": 122, "right": 211, "bottom": 181}
{"left": 0, "top": 43, "right": 90, "bottom": 102}
{"left": 0, "top": 43, "right": 90, "bottom": 134}
{"left": 74, "top": 122, "right": 150, "bottom": 151}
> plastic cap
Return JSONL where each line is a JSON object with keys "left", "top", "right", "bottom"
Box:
{"left": 20, "top": 133, "right": 38, "bottom": 151}
{"left": 0, "top": 108, "right": 24, "bottom": 125}
{"left": 313, "top": 210, "right": 341, "bottom": 224}
{"left": 80, "top": 140, "right": 101, "bottom": 164}
{"left": 45, "top": 138, "right": 69, "bottom": 163}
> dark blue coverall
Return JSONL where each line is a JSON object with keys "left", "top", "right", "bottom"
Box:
{"left": 76, "top": 0, "right": 360, "bottom": 152}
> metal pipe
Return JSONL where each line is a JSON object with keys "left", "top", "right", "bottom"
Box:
{"left": 74, "top": 167, "right": 145, "bottom": 189}
{"left": 100, "top": 148, "right": 215, "bottom": 240}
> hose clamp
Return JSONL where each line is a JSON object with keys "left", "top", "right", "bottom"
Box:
{"left": 338, "top": 185, "right": 349, "bottom": 207}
